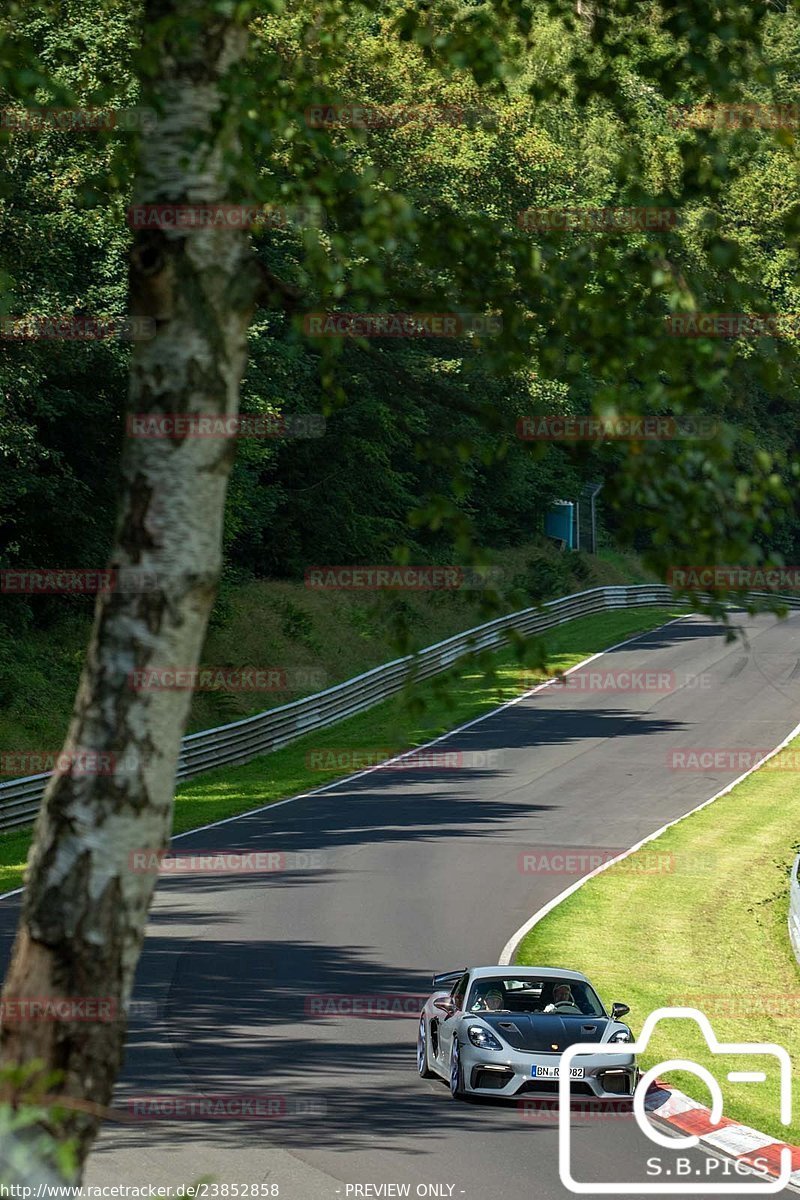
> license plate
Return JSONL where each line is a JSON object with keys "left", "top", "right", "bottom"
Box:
{"left": 533, "top": 1064, "right": 585, "bottom": 1079}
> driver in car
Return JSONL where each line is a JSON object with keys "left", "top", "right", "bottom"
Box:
{"left": 471, "top": 985, "right": 505, "bottom": 1012}
{"left": 544, "top": 983, "right": 579, "bottom": 1012}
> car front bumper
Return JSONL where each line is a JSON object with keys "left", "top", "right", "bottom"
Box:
{"left": 461, "top": 1045, "right": 637, "bottom": 1099}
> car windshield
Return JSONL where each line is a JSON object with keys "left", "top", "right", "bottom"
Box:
{"left": 466, "top": 976, "right": 605, "bottom": 1017}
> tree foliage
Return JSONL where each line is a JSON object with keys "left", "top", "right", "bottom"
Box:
{"left": 1, "top": 0, "right": 798, "bottom": 627}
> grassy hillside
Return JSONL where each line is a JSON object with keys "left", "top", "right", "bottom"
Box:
{"left": 0, "top": 543, "right": 652, "bottom": 757}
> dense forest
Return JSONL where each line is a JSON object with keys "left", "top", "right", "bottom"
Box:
{"left": 1, "top": 0, "right": 799, "bottom": 625}
{"left": 1, "top": 0, "right": 800, "bottom": 1178}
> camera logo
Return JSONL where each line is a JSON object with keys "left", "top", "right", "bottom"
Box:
{"left": 558, "top": 1007, "right": 793, "bottom": 1194}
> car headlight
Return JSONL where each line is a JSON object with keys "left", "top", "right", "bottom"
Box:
{"left": 468, "top": 1024, "right": 503, "bottom": 1050}
{"left": 609, "top": 1028, "right": 632, "bottom": 1043}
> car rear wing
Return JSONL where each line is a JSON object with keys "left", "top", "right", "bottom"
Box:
{"left": 432, "top": 969, "right": 467, "bottom": 989}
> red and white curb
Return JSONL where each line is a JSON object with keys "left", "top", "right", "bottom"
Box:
{"left": 648, "top": 1080, "right": 800, "bottom": 1191}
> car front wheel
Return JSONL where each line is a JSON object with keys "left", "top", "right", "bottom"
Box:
{"left": 417, "top": 1016, "right": 436, "bottom": 1078}
{"left": 449, "top": 1040, "right": 466, "bottom": 1099}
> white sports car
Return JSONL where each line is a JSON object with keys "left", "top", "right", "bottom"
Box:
{"left": 417, "top": 965, "right": 637, "bottom": 1101}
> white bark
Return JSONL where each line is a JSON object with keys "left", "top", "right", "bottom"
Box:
{"left": 0, "top": 1, "right": 259, "bottom": 1172}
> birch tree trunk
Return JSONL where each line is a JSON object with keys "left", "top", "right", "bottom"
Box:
{"left": 576, "top": 0, "right": 595, "bottom": 27}
{"left": 0, "top": 0, "right": 259, "bottom": 1172}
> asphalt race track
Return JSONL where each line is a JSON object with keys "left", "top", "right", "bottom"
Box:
{"left": 3, "top": 612, "right": 800, "bottom": 1199}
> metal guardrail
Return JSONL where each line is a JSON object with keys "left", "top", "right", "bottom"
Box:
{"left": 1, "top": 583, "right": 798, "bottom": 833}
{"left": 790, "top": 855, "right": 800, "bottom": 967}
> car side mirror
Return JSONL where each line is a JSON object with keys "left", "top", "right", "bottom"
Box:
{"left": 434, "top": 996, "right": 456, "bottom": 1017}
{"left": 611, "top": 1002, "right": 630, "bottom": 1021}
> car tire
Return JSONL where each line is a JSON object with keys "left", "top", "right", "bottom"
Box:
{"left": 417, "top": 1016, "right": 436, "bottom": 1078}
{"left": 449, "top": 1040, "right": 466, "bottom": 1100}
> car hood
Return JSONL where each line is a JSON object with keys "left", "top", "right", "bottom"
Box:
{"left": 475, "top": 1013, "right": 611, "bottom": 1052}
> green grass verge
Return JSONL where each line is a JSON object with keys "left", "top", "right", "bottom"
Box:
{"left": 0, "top": 606, "right": 679, "bottom": 895}
{"left": 517, "top": 736, "right": 800, "bottom": 1143}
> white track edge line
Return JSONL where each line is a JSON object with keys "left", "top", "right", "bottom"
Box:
{"left": 499, "top": 715, "right": 800, "bottom": 966}
{"left": 0, "top": 612, "right": 687, "bottom": 904}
